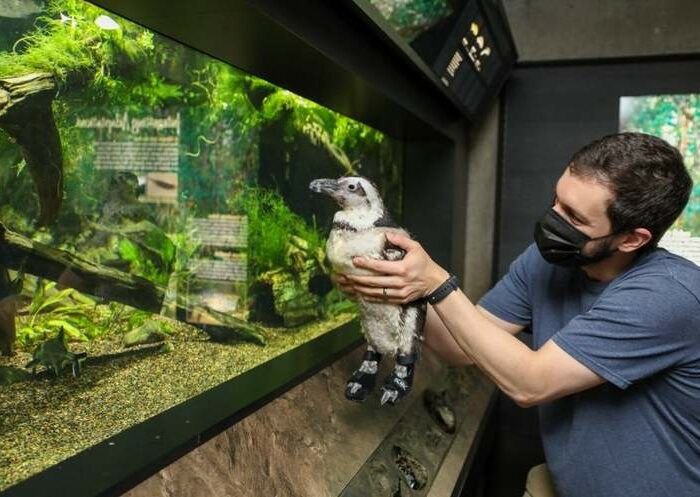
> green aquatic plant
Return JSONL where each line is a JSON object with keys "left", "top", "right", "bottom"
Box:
{"left": 255, "top": 86, "right": 384, "bottom": 174}
{"left": 321, "top": 288, "right": 359, "bottom": 318}
{"left": 0, "top": 0, "right": 153, "bottom": 85}
{"left": 0, "top": 0, "right": 159, "bottom": 234}
{"left": 0, "top": 205, "right": 33, "bottom": 234}
{"left": 169, "top": 222, "right": 202, "bottom": 273}
{"left": 16, "top": 279, "right": 101, "bottom": 348}
{"left": 115, "top": 220, "right": 176, "bottom": 287}
{"left": 231, "top": 186, "right": 326, "bottom": 279}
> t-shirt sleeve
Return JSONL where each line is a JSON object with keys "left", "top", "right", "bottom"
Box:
{"left": 479, "top": 244, "right": 537, "bottom": 327}
{"left": 552, "top": 275, "right": 700, "bottom": 389}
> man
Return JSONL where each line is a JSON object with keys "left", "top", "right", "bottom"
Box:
{"left": 337, "top": 133, "right": 700, "bottom": 496}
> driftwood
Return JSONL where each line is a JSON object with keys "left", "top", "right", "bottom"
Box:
{"left": 0, "top": 223, "right": 268, "bottom": 351}
{"left": 196, "top": 305, "right": 266, "bottom": 345}
{"left": 0, "top": 223, "right": 163, "bottom": 313}
{"left": 0, "top": 72, "right": 63, "bottom": 226}
{"left": 250, "top": 260, "right": 321, "bottom": 327}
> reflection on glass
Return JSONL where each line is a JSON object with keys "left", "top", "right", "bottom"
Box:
{"left": 0, "top": 0, "right": 403, "bottom": 489}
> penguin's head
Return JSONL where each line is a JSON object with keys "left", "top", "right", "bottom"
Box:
{"left": 309, "top": 176, "right": 385, "bottom": 212}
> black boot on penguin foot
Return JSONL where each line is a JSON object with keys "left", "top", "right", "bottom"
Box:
{"left": 379, "top": 353, "right": 417, "bottom": 406}
{"left": 345, "top": 350, "right": 382, "bottom": 403}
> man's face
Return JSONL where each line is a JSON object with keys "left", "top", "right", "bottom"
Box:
{"left": 553, "top": 167, "right": 617, "bottom": 258}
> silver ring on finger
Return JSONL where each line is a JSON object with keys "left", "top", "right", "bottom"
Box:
{"left": 382, "top": 287, "right": 388, "bottom": 301}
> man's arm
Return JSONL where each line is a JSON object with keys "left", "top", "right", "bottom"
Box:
{"left": 348, "top": 233, "right": 605, "bottom": 407}
{"left": 424, "top": 305, "right": 471, "bottom": 366}
{"left": 431, "top": 288, "right": 604, "bottom": 407}
{"left": 424, "top": 305, "right": 524, "bottom": 367}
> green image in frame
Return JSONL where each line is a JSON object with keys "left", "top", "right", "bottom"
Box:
{"left": 620, "top": 94, "right": 700, "bottom": 264}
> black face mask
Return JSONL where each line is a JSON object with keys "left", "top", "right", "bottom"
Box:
{"left": 534, "top": 209, "right": 618, "bottom": 267}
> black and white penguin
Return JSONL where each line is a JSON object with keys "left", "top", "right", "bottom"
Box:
{"left": 309, "top": 176, "right": 426, "bottom": 406}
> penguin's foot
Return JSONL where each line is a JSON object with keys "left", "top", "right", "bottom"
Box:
{"left": 345, "top": 350, "right": 382, "bottom": 403}
{"left": 380, "top": 354, "right": 416, "bottom": 406}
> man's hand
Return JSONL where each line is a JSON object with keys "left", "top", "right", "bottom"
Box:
{"left": 347, "top": 232, "right": 449, "bottom": 304}
{"left": 330, "top": 273, "right": 358, "bottom": 300}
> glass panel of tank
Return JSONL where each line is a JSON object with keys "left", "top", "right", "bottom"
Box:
{"left": 0, "top": 0, "right": 403, "bottom": 489}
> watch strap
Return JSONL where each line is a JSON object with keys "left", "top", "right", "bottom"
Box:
{"left": 426, "top": 274, "right": 459, "bottom": 305}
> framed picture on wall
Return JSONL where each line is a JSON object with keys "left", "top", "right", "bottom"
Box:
{"left": 620, "top": 94, "right": 700, "bottom": 265}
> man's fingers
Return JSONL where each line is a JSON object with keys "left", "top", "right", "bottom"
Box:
{"left": 352, "top": 257, "right": 403, "bottom": 275}
{"left": 354, "top": 289, "right": 409, "bottom": 305}
{"left": 336, "top": 281, "right": 356, "bottom": 293}
{"left": 352, "top": 284, "right": 382, "bottom": 297}
{"left": 352, "top": 284, "right": 408, "bottom": 301}
{"left": 345, "top": 274, "right": 403, "bottom": 288}
{"left": 328, "top": 273, "right": 360, "bottom": 300}
{"left": 385, "top": 231, "right": 415, "bottom": 250}
{"left": 331, "top": 274, "right": 346, "bottom": 286}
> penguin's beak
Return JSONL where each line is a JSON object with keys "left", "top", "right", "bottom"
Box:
{"left": 309, "top": 178, "right": 339, "bottom": 195}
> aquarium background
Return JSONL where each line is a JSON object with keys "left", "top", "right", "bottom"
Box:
{"left": 0, "top": 0, "right": 403, "bottom": 490}
{"left": 620, "top": 94, "right": 700, "bottom": 265}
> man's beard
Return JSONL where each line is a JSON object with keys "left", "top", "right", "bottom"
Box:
{"left": 581, "top": 236, "right": 617, "bottom": 266}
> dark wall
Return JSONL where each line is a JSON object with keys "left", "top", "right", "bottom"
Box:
{"left": 497, "top": 57, "right": 700, "bottom": 276}
{"left": 404, "top": 138, "right": 458, "bottom": 270}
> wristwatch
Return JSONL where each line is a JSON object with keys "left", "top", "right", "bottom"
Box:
{"left": 426, "top": 274, "right": 459, "bottom": 305}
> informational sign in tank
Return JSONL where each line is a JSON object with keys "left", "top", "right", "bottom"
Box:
{"left": 76, "top": 111, "right": 180, "bottom": 204}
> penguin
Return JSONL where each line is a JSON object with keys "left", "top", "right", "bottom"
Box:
{"left": 309, "top": 176, "right": 426, "bottom": 406}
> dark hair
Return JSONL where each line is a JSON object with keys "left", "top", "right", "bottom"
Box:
{"left": 569, "top": 132, "right": 692, "bottom": 250}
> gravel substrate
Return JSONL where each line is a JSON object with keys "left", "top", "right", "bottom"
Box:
{"left": 0, "top": 312, "right": 356, "bottom": 491}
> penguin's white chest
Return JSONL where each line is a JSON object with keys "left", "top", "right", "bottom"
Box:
{"left": 325, "top": 226, "right": 418, "bottom": 356}
{"left": 326, "top": 228, "right": 387, "bottom": 276}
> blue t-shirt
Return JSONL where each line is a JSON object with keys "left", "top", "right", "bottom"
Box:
{"left": 480, "top": 244, "right": 700, "bottom": 497}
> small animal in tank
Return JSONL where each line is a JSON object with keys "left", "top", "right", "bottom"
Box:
{"left": 309, "top": 176, "right": 426, "bottom": 406}
{"left": 25, "top": 327, "right": 86, "bottom": 378}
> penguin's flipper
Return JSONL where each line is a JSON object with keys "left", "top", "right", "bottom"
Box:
{"left": 345, "top": 349, "right": 382, "bottom": 403}
{"left": 382, "top": 236, "right": 406, "bottom": 262}
{"left": 380, "top": 353, "right": 417, "bottom": 406}
{"left": 382, "top": 247, "right": 405, "bottom": 261}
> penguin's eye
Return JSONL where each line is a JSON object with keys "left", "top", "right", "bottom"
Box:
{"left": 347, "top": 184, "right": 357, "bottom": 191}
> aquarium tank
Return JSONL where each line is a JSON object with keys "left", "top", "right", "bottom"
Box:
{"left": 0, "top": 0, "right": 403, "bottom": 490}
